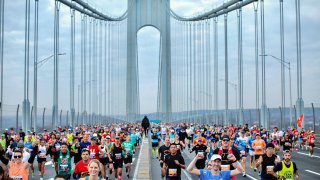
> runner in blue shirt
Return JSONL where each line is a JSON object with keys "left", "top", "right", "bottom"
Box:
{"left": 187, "top": 153, "right": 243, "bottom": 180}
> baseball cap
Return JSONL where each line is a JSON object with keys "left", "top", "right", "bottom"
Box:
{"left": 210, "top": 154, "right": 222, "bottom": 161}
{"left": 106, "top": 135, "right": 111, "bottom": 139}
{"left": 256, "top": 133, "right": 260, "bottom": 136}
{"left": 17, "top": 142, "right": 24, "bottom": 148}
{"left": 266, "top": 143, "right": 275, "bottom": 149}
{"left": 222, "top": 135, "right": 230, "bottom": 140}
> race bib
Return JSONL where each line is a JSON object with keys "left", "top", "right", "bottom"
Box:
{"left": 115, "top": 153, "right": 122, "bottom": 160}
{"left": 310, "top": 139, "right": 315, "bottom": 143}
{"left": 168, "top": 168, "right": 177, "bottom": 177}
{"left": 177, "top": 145, "right": 180, "bottom": 150}
{"left": 267, "top": 165, "right": 274, "bottom": 174}
{"left": 39, "top": 152, "right": 46, "bottom": 158}
{"left": 60, "top": 164, "right": 69, "bottom": 172}
{"left": 221, "top": 165, "right": 230, "bottom": 171}
{"left": 10, "top": 176, "right": 22, "bottom": 180}
{"left": 90, "top": 153, "right": 96, "bottom": 158}
{"left": 80, "top": 171, "right": 89, "bottom": 178}
{"left": 55, "top": 144, "right": 61, "bottom": 151}
{"left": 60, "top": 158, "right": 69, "bottom": 172}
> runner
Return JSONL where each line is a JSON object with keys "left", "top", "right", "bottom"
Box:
{"left": 0, "top": 145, "right": 38, "bottom": 180}
{"left": 252, "top": 133, "right": 266, "bottom": 176}
{"left": 255, "top": 143, "right": 280, "bottom": 180}
{"left": 79, "top": 159, "right": 102, "bottom": 180}
{"left": 150, "top": 128, "right": 161, "bottom": 159}
{"left": 73, "top": 148, "right": 90, "bottom": 179}
{"left": 88, "top": 138, "right": 99, "bottom": 160}
{"left": 98, "top": 138, "right": 110, "bottom": 180}
{"left": 189, "top": 137, "right": 209, "bottom": 170}
{"left": 163, "top": 143, "right": 186, "bottom": 180}
{"left": 234, "top": 130, "right": 249, "bottom": 177}
{"left": 109, "top": 135, "right": 125, "bottom": 180}
{"left": 53, "top": 142, "right": 77, "bottom": 179}
{"left": 37, "top": 139, "right": 48, "bottom": 180}
{"left": 158, "top": 137, "right": 171, "bottom": 178}
{"left": 308, "top": 131, "right": 316, "bottom": 157}
{"left": 187, "top": 153, "right": 243, "bottom": 179}
{"left": 122, "top": 135, "right": 134, "bottom": 178}
{"left": 273, "top": 150, "right": 299, "bottom": 180}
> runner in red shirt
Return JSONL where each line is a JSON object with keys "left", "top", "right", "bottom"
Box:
{"left": 308, "top": 131, "right": 316, "bottom": 157}
{"left": 73, "top": 148, "right": 90, "bottom": 179}
{"left": 88, "top": 138, "right": 100, "bottom": 160}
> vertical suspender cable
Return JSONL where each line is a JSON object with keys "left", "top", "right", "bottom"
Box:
{"left": 193, "top": 23, "right": 196, "bottom": 124}
{"left": 261, "top": 0, "right": 267, "bottom": 128}
{"left": 253, "top": 1, "right": 259, "bottom": 127}
{"left": 108, "top": 23, "right": 111, "bottom": 120}
{"left": 80, "top": 14, "right": 84, "bottom": 120}
{"left": 83, "top": 15, "right": 87, "bottom": 123}
{"left": 33, "top": 0, "right": 39, "bottom": 131}
{"left": 188, "top": 22, "right": 192, "bottom": 122}
{"left": 104, "top": 21, "right": 107, "bottom": 119}
{"left": 0, "top": 0, "right": 4, "bottom": 127}
{"left": 206, "top": 20, "right": 211, "bottom": 124}
{"left": 88, "top": 18, "right": 92, "bottom": 119}
{"left": 99, "top": 21, "right": 102, "bottom": 119}
{"left": 214, "top": 17, "right": 218, "bottom": 125}
{"left": 53, "top": 0, "right": 60, "bottom": 128}
{"left": 280, "top": 0, "right": 285, "bottom": 129}
{"left": 224, "top": 12, "right": 228, "bottom": 125}
{"left": 70, "top": 7, "right": 75, "bottom": 127}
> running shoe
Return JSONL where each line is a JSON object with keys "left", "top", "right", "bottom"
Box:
{"left": 242, "top": 172, "right": 247, "bottom": 177}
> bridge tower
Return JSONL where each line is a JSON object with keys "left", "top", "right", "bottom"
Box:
{"left": 126, "top": 0, "right": 171, "bottom": 122}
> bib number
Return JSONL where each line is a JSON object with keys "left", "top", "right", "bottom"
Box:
{"left": 10, "top": 176, "right": 22, "bottom": 180}
{"left": 115, "top": 153, "right": 122, "bottom": 160}
{"left": 221, "top": 165, "right": 230, "bottom": 171}
{"left": 267, "top": 166, "right": 274, "bottom": 174}
{"left": 168, "top": 168, "right": 177, "bottom": 177}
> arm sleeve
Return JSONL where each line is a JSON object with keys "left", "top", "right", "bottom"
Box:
{"left": 0, "top": 153, "right": 8, "bottom": 165}
{"left": 273, "top": 162, "right": 282, "bottom": 172}
{"left": 293, "top": 162, "right": 298, "bottom": 173}
{"left": 179, "top": 155, "right": 185, "bottom": 165}
{"left": 28, "top": 146, "right": 38, "bottom": 164}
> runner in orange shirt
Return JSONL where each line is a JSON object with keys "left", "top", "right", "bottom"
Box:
{"left": 252, "top": 133, "right": 266, "bottom": 176}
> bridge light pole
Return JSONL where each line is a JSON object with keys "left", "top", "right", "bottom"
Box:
{"left": 34, "top": 53, "right": 65, "bottom": 130}
{"left": 260, "top": 54, "right": 293, "bottom": 128}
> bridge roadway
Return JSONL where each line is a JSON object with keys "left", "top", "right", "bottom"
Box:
{"left": 29, "top": 137, "right": 320, "bottom": 180}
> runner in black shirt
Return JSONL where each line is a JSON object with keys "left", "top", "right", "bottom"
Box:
{"left": 256, "top": 143, "right": 280, "bottom": 180}
{"left": 189, "top": 138, "right": 209, "bottom": 169}
{"left": 163, "top": 144, "right": 186, "bottom": 180}
{"left": 159, "top": 137, "right": 171, "bottom": 177}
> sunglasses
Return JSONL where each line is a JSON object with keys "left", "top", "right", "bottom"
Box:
{"left": 207, "top": 164, "right": 213, "bottom": 167}
{"left": 14, "top": 155, "right": 22, "bottom": 158}
{"left": 115, "top": 137, "right": 120, "bottom": 140}
{"left": 222, "top": 139, "right": 230, "bottom": 142}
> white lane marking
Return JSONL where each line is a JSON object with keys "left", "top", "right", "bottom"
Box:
{"left": 246, "top": 174, "right": 258, "bottom": 180}
{"left": 132, "top": 137, "right": 145, "bottom": 180}
{"left": 48, "top": 179, "right": 54, "bottom": 180}
{"left": 297, "top": 152, "right": 320, "bottom": 159}
{"left": 314, "top": 147, "right": 320, "bottom": 150}
{"left": 182, "top": 169, "right": 193, "bottom": 180}
{"left": 306, "top": 170, "right": 320, "bottom": 176}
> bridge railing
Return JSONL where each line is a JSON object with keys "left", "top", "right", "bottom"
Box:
{"left": 0, "top": 103, "right": 126, "bottom": 132}
{"left": 172, "top": 104, "right": 320, "bottom": 133}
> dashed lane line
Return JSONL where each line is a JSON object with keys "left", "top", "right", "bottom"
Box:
{"left": 297, "top": 152, "right": 320, "bottom": 159}
{"left": 306, "top": 170, "right": 320, "bottom": 176}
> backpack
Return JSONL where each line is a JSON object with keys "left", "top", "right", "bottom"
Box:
{"left": 218, "top": 147, "right": 233, "bottom": 156}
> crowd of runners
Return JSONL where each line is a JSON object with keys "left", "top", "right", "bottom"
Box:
{"left": 0, "top": 116, "right": 317, "bottom": 180}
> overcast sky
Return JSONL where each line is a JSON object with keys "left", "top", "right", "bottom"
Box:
{"left": 2, "top": 0, "right": 320, "bottom": 115}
